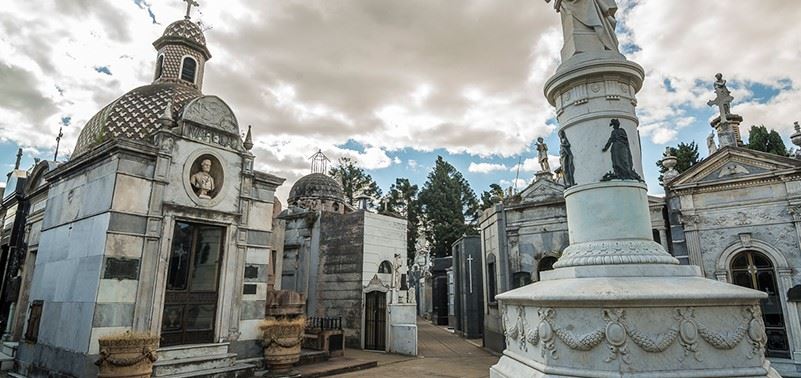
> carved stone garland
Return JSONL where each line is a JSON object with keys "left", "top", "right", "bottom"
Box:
{"left": 505, "top": 305, "right": 766, "bottom": 363}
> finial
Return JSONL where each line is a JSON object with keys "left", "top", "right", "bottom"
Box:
{"left": 14, "top": 148, "right": 22, "bottom": 170}
{"left": 795, "top": 121, "right": 800, "bottom": 133}
{"left": 183, "top": 0, "right": 199, "bottom": 20}
{"left": 308, "top": 149, "right": 331, "bottom": 174}
{"left": 243, "top": 125, "right": 254, "bottom": 151}
{"left": 158, "top": 99, "right": 175, "bottom": 128}
{"left": 54, "top": 126, "right": 64, "bottom": 161}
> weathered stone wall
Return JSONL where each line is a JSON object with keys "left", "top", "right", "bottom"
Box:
{"left": 317, "top": 211, "right": 364, "bottom": 347}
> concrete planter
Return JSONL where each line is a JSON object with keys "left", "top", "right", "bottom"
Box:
{"left": 95, "top": 333, "right": 159, "bottom": 378}
{"left": 261, "top": 290, "right": 306, "bottom": 377}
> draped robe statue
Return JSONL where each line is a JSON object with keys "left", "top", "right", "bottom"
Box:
{"left": 546, "top": 0, "right": 620, "bottom": 60}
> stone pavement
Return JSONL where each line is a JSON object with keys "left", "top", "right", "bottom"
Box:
{"left": 336, "top": 318, "right": 499, "bottom": 378}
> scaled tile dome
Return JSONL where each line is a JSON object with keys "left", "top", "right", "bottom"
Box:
{"left": 72, "top": 83, "right": 202, "bottom": 158}
{"left": 288, "top": 173, "right": 345, "bottom": 202}
{"left": 157, "top": 19, "right": 210, "bottom": 58}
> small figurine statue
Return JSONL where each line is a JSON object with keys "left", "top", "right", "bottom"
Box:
{"left": 558, "top": 130, "right": 575, "bottom": 187}
{"left": 190, "top": 159, "right": 216, "bottom": 199}
{"left": 707, "top": 132, "right": 718, "bottom": 155}
{"left": 601, "top": 119, "right": 642, "bottom": 181}
{"left": 536, "top": 137, "right": 551, "bottom": 172}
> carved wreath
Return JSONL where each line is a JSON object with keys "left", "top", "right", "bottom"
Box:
{"left": 503, "top": 305, "right": 766, "bottom": 364}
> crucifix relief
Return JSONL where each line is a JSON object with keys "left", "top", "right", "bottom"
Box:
{"left": 183, "top": 0, "right": 199, "bottom": 20}
{"left": 467, "top": 254, "right": 474, "bottom": 294}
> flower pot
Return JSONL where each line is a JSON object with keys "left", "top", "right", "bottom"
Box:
{"left": 95, "top": 333, "right": 159, "bottom": 378}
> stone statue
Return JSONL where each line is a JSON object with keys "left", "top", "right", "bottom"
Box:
{"left": 707, "top": 73, "right": 734, "bottom": 122}
{"left": 545, "top": 0, "right": 620, "bottom": 58}
{"left": 536, "top": 137, "right": 551, "bottom": 172}
{"left": 558, "top": 130, "right": 575, "bottom": 187}
{"left": 601, "top": 119, "right": 642, "bottom": 181}
{"left": 190, "top": 159, "right": 216, "bottom": 199}
{"left": 707, "top": 132, "right": 718, "bottom": 154}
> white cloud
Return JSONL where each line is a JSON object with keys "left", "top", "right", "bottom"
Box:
{"left": 468, "top": 162, "right": 508, "bottom": 174}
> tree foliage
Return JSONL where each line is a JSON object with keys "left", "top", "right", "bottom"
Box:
{"left": 418, "top": 156, "right": 479, "bottom": 258}
{"left": 380, "top": 178, "right": 422, "bottom": 266}
{"left": 656, "top": 142, "right": 700, "bottom": 184}
{"left": 480, "top": 183, "right": 506, "bottom": 211}
{"left": 329, "top": 157, "right": 382, "bottom": 208}
{"left": 747, "top": 125, "right": 787, "bottom": 156}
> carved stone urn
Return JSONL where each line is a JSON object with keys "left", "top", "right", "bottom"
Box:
{"left": 261, "top": 290, "right": 306, "bottom": 377}
{"left": 95, "top": 332, "right": 159, "bottom": 378}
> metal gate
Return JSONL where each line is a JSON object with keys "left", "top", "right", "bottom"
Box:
{"left": 364, "top": 291, "right": 386, "bottom": 350}
{"left": 161, "top": 221, "right": 225, "bottom": 346}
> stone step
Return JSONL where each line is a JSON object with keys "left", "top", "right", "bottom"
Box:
{"left": 7, "top": 372, "right": 26, "bottom": 378}
{"left": 158, "top": 343, "right": 230, "bottom": 361}
{"left": 298, "top": 349, "right": 329, "bottom": 366}
{"left": 160, "top": 363, "right": 255, "bottom": 378}
{"left": 152, "top": 353, "right": 237, "bottom": 376}
{"left": 2, "top": 341, "right": 18, "bottom": 357}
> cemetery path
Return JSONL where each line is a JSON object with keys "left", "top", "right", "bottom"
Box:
{"left": 337, "top": 318, "right": 499, "bottom": 377}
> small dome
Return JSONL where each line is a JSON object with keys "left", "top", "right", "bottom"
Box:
{"left": 153, "top": 19, "right": 211, "bottom": 59}
{"left": 163, "top": 19, "right": 206, "bottom": 47}
{"left": 72, "top": 82, "right": 202, "bottom": 158}
{"left": 288, "top": 173, "right": 344, "bottom": 202}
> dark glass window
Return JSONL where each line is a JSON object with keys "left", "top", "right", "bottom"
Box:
{"left": 181, "top": 57, "right": 197, "bottom": 83}
{"left": 154, "top": 55, "right": 164, "bottom": 80}
{"left": 730, "top": 250, "right": 790, "bottom": 358}
{"left": 487, "top": 258, "right": 497, "bottom": 303}
{"left": 378, "top": 261, "right": 392, "bottom": 273}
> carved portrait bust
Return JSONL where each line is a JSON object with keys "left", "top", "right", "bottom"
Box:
{"left": 190, "top": 159, "right": 215, "bottom": 199}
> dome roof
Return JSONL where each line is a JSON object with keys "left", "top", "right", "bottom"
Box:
{"left": 153, "top": 19, "right": 211, "bottom": 59}
{"left": 72, "top": 82, "right": 202, "bottom": 158}
{"left": 163, "top": 19, "right": 206, "bottom": 46}
{"left": 288, "top": 173, "right": 344, "bottom": 202}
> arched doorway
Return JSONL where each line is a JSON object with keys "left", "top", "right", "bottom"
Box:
{"left": 730, "top": 250, "right": 790, "bottom": 358}
{"left": 364, "top": 291, "right": 386, "bottom": 350}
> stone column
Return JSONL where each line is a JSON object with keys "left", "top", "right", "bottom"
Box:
{"left": 490, "top": 2, "right": 776, "bottom": 377}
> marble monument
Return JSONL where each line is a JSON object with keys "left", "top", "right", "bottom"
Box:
{"left": 489, "top": 1, "right": 778, "bottom": 376}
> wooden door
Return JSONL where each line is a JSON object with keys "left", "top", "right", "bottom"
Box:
{"left": 364, "top": 291, "right": 386, "bottom": 350}
{"left": 161, "top": 221, "right": 225, "bottom": 346}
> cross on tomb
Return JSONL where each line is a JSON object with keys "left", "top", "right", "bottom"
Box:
{"left": 184, "top": 0, "right": 199, "bottom": 20}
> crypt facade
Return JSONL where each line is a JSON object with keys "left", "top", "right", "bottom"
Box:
{"left": 14, "top": 12, "right": 283, "bottom": 377}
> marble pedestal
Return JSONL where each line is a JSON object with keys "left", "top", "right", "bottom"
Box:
{"left": 490, "top": 264, "right": 778, "bottom": 377}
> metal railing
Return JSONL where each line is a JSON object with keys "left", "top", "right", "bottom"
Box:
{"left": 305, "top": 316, "right": 342, "bottom": 331}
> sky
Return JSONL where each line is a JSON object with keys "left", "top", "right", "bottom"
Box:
{"left": 1, "top": 0, "right": 800, "bottom": 202}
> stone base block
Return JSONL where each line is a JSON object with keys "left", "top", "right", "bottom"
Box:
{"left": 490, "top": 265, "right": 780, "bottom": 377}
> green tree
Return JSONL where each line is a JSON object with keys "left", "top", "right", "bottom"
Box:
{"left": 747, "top": 125, "right": 787, "bottom": 156}
{"left": 480, "top": 183, "right": 506, "bottom": 211}
{"left": 329, "top": 157, "right": 382, "bottom": 208}
{"left": 656, "top": 142, "right": 700, "bottom": 184}
{"left": 418, "top": 156, "right": 479, "bottom": 258}
{"left": 380, "top": 178, "right": 422, "bottom": 266}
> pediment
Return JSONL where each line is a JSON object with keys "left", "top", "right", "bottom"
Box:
{"left": 181, "top": 95, "right": 240, "bottom": 135}
{"left": 669, "top": 147, "right": 801, "bottom": 188}
{"left": 518, "top": 176, "right": 565, "bottom": 203}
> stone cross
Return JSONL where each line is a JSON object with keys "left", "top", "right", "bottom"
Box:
{"left": 466, "top": 254, "right": 474, "bottom": 294}
{"left": 184, "top": 0, "right": 199, "bottom": 20}
{"left": 706, "top": 73, "right": 734, "bottom": 122}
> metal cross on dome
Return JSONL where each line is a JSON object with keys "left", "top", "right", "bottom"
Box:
{"left": 183, "top": 0, "right": 199, "bottom": 20}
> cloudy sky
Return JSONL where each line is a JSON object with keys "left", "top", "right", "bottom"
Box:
{"left": 1, "top": 0, "right": 800, "bottom": 202}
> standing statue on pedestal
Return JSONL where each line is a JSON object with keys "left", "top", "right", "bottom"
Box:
{"left": 707, "top": 73, "right": 734, "bottom": 122}
{"left": 545, "top": 0, "right": 620, "bottom": 58}
{"left": 536, "top": 137, "right": 551, "bottom": 172}
{"left": 601, "top": 119, "right": 641, "bottom": 181}
{"left": 558, "top": 130, "right": 575, "bottom": 187}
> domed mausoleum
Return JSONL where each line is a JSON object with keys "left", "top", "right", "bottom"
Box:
{"left": 15, "top": 8, "right": 284, "bottom": 377}
{"left": 288, "top": 172, "right": 347, "bottom": 213}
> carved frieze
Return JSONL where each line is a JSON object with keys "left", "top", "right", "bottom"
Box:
{"left": 504, "top": 305, "right": 766, "bottom": 363}
{"left": 184, "top": 123, "right": 243, "bottom": 150}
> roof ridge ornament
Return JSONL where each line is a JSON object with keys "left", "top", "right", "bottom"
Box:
{"left": 184, "top": 0, "right": 199, "bottom": 20}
